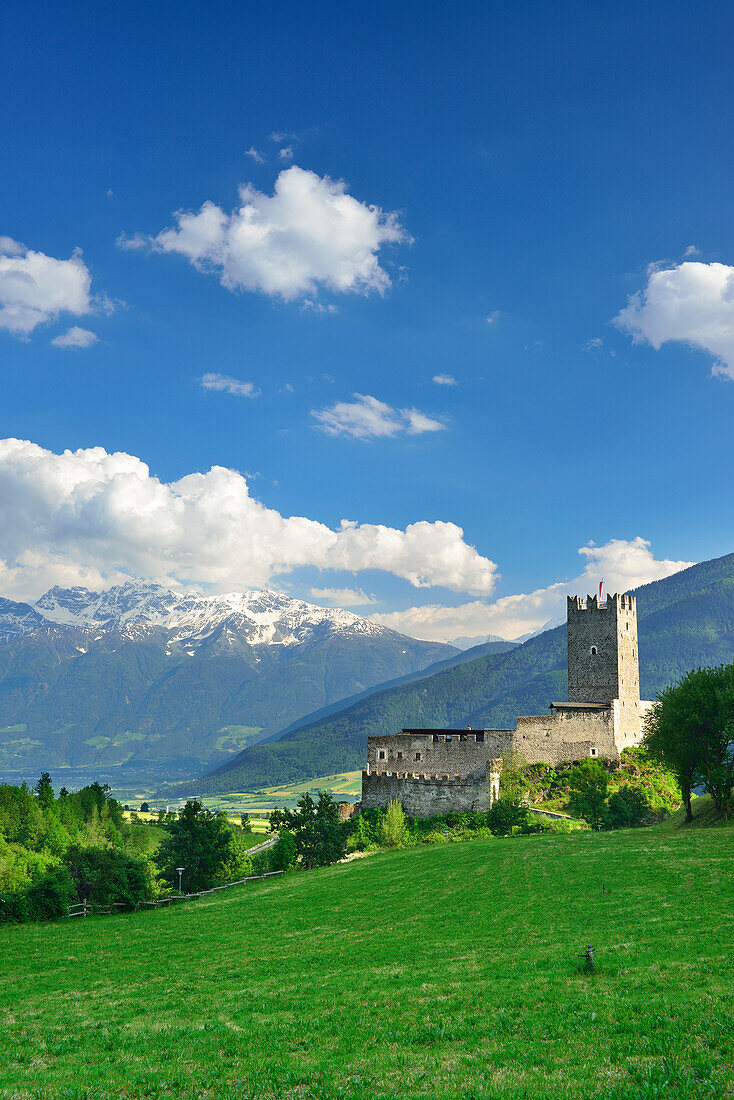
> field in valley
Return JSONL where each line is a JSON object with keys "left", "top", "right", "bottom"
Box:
{"left": 1, "top": 815, "right": 733, "bottom": 1099}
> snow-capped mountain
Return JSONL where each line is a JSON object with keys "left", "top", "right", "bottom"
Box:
{"left": 0, "top": 582, "right": 454, "bottom": 783}
{"left": 29, "top": 581, "right": 387, "bottom": 648}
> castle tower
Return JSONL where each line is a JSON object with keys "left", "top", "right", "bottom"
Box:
{"left": 566, "top": 593, "right": 640, "bottom": 704}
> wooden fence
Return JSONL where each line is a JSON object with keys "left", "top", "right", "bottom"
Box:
{"left": 67, "top": 837, "right": 282, "bottom": 918}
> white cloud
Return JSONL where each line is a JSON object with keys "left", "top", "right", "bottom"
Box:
{"left": 51, "top": 326, "right": 98, "bottom": 349}
{"left": 684, "top": 245, "right": 699, "bottom": 257}
{"left": 584, "top": 337, "right": 603, "bottom": 352}
{"left": 432, "top": 374, "right": 457, "bottom": 386}
{"left": 301, "top": 299, "right": 338, "bottom": 315}
{"left": 246, "top": 146, "right": 265, "bottom": 164}
{"left": 0, "top": 438, "right": 497, "bottom": 602}
{"left": 278, "top": 146, "right": 294, "bottom": 161}
{"left": 200, "top": 373, "right": 260, "bottom": 398}
{"left": 127, "top": 166, "right": 408, "bottom": 301}
{"left": 0, "top": 239, "right": 94, "bottom": 336}
{"left": 401, "top": 408, "right": 445, "bottom": 435}
{"left": 309, "top": 586, "right": 376, "bottom": 607}
{"left": 615, "top": 260, "right": 734, "bottom": 379}
{"left": 371, "top": 537, "right": 694, "bottom": 642}
{"left": 486, "top": 310, "right": 501, "bottom": 325}
{"left": 312, "top": 394, "right": 444, "bottom": 439}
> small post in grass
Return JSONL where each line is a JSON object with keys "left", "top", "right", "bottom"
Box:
{"left": 577, "top": 944, "right": 595, "bottom": 973}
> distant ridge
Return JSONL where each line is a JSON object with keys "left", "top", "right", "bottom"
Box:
{"left": 0, "top": 582, "right": 455, "bottom": 781}
{"left": 198, "top": 551, "right": 734, "bottom": 792}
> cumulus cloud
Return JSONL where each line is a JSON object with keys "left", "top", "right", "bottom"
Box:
{"left": 310, "top": 586, "right": 376, "bottom": 607}
{"left": 126, "top": 166, "right": 408, "bottom": 301}
{"left": 0, "top": 239, "right": 94, "bottom": 335}
{"left": 615, "top": 261, "right": 734, "bottom": 379}
{"left": 371, "top": 537, "right": 694, "bottom": 642}
{"left": 0, "top": 438, "right": 497, "bottom": 602}
{"left": 200, "top": 373, "right": 260, "bottom": 398}
{"left": 278, "top": 146, "right": 294, "bottom": 161}
{"left": 432, "top": 374, "right": 457, "bottom": 386}
{"left": 312, "top": 394, "right": 444, "bottom": 439}
{"left": 51, "top": 326, "right": 98, "bottom": 349}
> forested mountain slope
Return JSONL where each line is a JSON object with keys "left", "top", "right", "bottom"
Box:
{"left": 0, "top": 582, "right": 454, "bottom": 781}
{"left": 201, "top": 552, "right": 734, "bottom": 791}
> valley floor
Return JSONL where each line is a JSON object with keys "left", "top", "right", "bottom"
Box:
{"left": 1, "top": 826, "right": 733, "bottom": 1099}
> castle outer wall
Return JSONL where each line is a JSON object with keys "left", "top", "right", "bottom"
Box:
{"left": 362, "top": 592, "right": 652, "bottom": 817}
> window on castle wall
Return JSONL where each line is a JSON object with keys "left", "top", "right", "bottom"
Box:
{"left": 397, "top": 752, "right": 403, "bottom": 760}
{"left": 415, "top": 752, "right": 422, "bottom": 761}
{"left": 590, "top": 748, "right": 598, "bottom": 757}
{"left": 590, "top": 646, "right": 597, "bottom": 655}
{"left": 378, "top": 750, "right": 386, "bottom": 760}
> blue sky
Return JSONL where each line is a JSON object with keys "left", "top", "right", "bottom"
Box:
{"left": 2, "top": 0, "right": 734, "bottom": 640}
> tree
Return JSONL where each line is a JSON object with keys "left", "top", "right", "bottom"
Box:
{"left": 270, "top": 792, "right": 345, "bottom": 870}
{"left": 568, "top": 759, "right": 609, "bottom": 828}
{"left": 240, "top": 813, "right": 253, "bottom": 833}
{"left": 644, "top": 665, "right": 734, "bottom": 820}
{"left": 140, "top": 802, "right": 150, "bottom": 813}
{"left": 487, "top": 797, "right": 529, "bottom": 836}
{"left": 378, "top": 799, "right": 409, "bottom": 848}
{"left": 35, "top": 773, "right": 55, "bottom": 811}
{"left": 607, "top": 786, "right": 650, "bottom": 829}
{"left": 157, "top": 800, "right": 235, "bottom": 892}
{"left": 270, "top": 830, "right": 297, "bottom": 871}
{"left": 498, "top": 752, "right": 529, "bottom": 801}
{"left": 64, "top": 846, "right": 148, "bottom": 907}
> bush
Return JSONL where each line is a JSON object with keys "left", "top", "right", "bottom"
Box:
{"left": 270, "top": 831, "right": 297, "bottom": 872}
{"left": 607, "top": 786, "right": 651, "bottom": 829}
{"left": 379, "top": 800, "right": 409, "bottom": 849}
{"left": 64, "top": 845, "right": 149, "bottom": 907}
{"left": 568, "top": 759, "right": 609, "bottom": 827}
{"left": 487, "top": 798, "right": 529, "bottom": 836}
{"left": 26, "top": 866, "right": 76, "bottom": 920}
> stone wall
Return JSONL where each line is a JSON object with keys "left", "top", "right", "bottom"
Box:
{"left": 367, "top": 729, "right": 513, "bottom": 777}
{"left": 567, "top": 593, "right": 639, "bottom": 705}
{"left": 361, "top": 769, "right": 492, "bottom": 815}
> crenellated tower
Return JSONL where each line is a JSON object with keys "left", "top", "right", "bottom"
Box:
{"left": 566, "top": 593, "right": 640, "bottom": 704}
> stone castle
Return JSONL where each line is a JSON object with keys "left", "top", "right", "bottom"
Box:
{"left": 361, "top": 592, "right": 652, "bottom": 817}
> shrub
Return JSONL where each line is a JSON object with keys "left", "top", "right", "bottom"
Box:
{"left": 26, "top": 866, "right": 76, "bottom": 920}
{"left": 270, "top": 831, "right": 297, "bottom": 872}
{"left": 568, "top": 759, "right": 609, "bottom": 827}
{"left": 379, "top": 800, "right": 409, "bottom": 849}
{"left": 64, "top": 845, "right": 149, "bottom": 907}
{"left": 607, "top": 786, "right": 651, "bottom": 829}
{"left": 487, "top": 798, "right": 530, "bottom": 836}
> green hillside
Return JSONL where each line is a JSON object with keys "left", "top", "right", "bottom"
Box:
{"left": 0, "top": 626, "right": 452, "bottom": 782}
{"left": 1, "top": 826, "right": 732, "bottom": 1098}
{"left": 203, "top": 552, "right": 734, "bottom": 792}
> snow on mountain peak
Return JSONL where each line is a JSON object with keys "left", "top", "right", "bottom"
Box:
{"left": 27, "top": 582, "right": 387, "bottom": 647}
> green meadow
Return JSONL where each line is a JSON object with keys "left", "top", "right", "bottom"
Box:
{"left": 1, "top": 820, "right": 732, "bottom": 1099}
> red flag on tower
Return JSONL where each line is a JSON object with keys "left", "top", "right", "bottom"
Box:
{"left": 599, "top": 580, "right": 604, "bottom": 604}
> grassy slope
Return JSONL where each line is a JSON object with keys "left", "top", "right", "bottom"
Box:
{"left": 1, "top": 827, "right": 732, "bottom": 1099}
{"left": 204, "top": 552, "right": 734, "bottom": 792}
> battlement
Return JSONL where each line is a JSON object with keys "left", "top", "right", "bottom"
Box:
{"left": 567, "top": 590, "right": 639, "bottom": 705}
{"left": 567, "top": 593, "right": 636, "bottom": 613}
{"left": 361, "top": 762, "right": 501, "bottom": 816}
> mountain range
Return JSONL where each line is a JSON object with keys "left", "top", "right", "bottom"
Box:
{"left": 0, "top": 582, "right": 454, "bottom": 781}
{"left": 197, "top": 551, "right": 734, "bottom": 793}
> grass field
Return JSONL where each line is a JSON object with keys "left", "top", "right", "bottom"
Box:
{"left": 1, "top": 821, "right": 732, "bottom": 1099}
{"left": 118, "top": 771, "right": 364, "bottom": 818}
